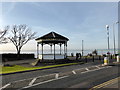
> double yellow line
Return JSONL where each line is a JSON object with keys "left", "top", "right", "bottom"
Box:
{"left": 90, "top": 77, "right": 120, "bottom": 89}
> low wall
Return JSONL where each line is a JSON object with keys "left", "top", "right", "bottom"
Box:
{"left": 1, "top": 53, "right": 35, "bottom": 62}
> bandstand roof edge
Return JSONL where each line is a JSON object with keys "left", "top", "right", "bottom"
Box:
{"left": 35, "top": 31, "right": 69, "bottom": 42}
{"left": 37, "top": 40, "right": 67, "bottom": 44}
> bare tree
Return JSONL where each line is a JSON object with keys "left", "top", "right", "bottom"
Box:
{"left": 9, "top": 24, "right": 36, "bottom": 55}
{"left": 0, "top": 26, "right": 9, "bottom": 44}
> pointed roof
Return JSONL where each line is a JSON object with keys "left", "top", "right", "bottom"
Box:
{"left": 35, "top": 31, "right": 69, "bottom": 41}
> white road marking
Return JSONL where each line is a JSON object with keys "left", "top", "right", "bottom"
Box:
{"left": 72, "top": 70, "right": 76, "bottom": 74}
{"left": 0, "top": 83, "right": 11, "bottom": 90}
{"left": 10, "top": 73, "right": 56, "bottom": 83}
{"left": 81, "top": 68, "right": 100, "bottom": 74}
{"left": 95, "top": 66, "right": 101, "bottom": 69}
{"left": 20, "top": 76, "right": 69, "bottom": 89}
{"left": 55, "top": 74, "right": 59, "bottom": 79}
{"left": 29, "top": 78, "right": 37, "bottom": 86}
{"left": 81, "top": 66, "right": 111, "bottom": 74}
{"left": 85, "top": 68, "right": 89, "bottom": 71}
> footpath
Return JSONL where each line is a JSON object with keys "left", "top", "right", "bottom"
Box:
{"left": 2, "top": 59, "right": 35, "bottom": 66}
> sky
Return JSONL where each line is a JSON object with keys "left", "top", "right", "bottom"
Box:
{"left": 0, "top": 1, "right": 119, "bottom": 52}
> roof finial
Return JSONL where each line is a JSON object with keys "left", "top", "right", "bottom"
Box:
{"left": 52, "top": 32, "right": 55, "bottom": 38}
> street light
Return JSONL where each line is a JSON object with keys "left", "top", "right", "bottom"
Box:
{"left": 82, "top": 40, "right": 84, "bottom": 56}
{"left": 113, "top": 21, "right": 119, "bottom": 56}
{"left": 106, "top": 25, "right": 110, "bottom": 55}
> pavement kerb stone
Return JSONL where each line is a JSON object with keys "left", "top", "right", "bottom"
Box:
{"left": 1, "top": 62, "right": 84, "bottom": 76}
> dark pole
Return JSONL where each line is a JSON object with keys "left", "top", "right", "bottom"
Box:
{"left": 54, "top": 43, "right": 55, "bottom": 60}
{"left": 37, "top": 43, "right": 39, "bottom": 59}
{"left": 82, "top": 40, "right": 84, "bottom": 56}
{"left": 106, "top": 25, "right": 110, "bottom": 55}
{"left": 113, "top": 21, "right": 119, "bottom": 56}
{"left": 66, "top": 43, "right": 67, "bottom": 58}
{"left": 93, "top": 56, "right": 94, "bottom": 62}
{"left": 85, "top": 56, "right": 87, "bottom": 63}
{"left": 113, "top": 23, "right": 115, "bottom": 56}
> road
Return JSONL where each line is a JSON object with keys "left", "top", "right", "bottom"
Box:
{"left": 91, "top": 76, "right": 120, "bottom": 89}
{"left": 2, "top": 60, "right": 103, "bottom": 85}
{"left": 21, "top": 64, "right": 119, "bottom": 89}
{"left": 2, "top": 59, "right": 119, "bottom": 89}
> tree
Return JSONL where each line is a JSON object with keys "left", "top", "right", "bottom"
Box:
{"left": 0, "top": 26, "right": 9, "bottom": 44}
{"left": 9, "top": 24, "right": 36, "bottom": 56}
{"left": 92, "top": 49, "right": 98, "bottom": 55}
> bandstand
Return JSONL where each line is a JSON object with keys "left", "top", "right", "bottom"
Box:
{"left": 35, "top": 32, "right": 69, "bottom": 60}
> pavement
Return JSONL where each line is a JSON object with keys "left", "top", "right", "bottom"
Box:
{"left": 2, "top": 59, "right": 35, "bottom": 66}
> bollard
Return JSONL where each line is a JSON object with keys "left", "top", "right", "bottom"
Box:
{"left": 99, "top": 56, "right": 101, "bottom": 61}
{"left": 85, "top": 56, "right": 87, "bottom": 63}
{"left": 117, "top": 55, "right": 120, "bottom": 62}
{"left": 104, "top": 57, "right": 109, "bottom": 65}
{"left": 92, "top": 56, "right": 94, "bottom": 62}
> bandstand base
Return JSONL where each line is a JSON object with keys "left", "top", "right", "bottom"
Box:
{"left": 39, "top": 54, "right": 65, "bottom": 60}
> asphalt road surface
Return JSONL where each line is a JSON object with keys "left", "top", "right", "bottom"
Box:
{"left": 2, "top": 59, "right": 119, "bottom": 89}
{"left": 92, "top": 76, "right": 120, "bottom": 89}
{"left": 2, "top": 60, "right": 103, "bottom": 85}
{"left": 21, "top": 64, "right": 119, "bottom": 89}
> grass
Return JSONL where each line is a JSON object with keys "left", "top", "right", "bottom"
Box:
{"left": 0, "top": 62, "right": 83, "bottom": 74}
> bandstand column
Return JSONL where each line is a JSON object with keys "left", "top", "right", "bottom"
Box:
{"left": 54, "top": 43, "right": 55, "bottom": 60}
{"left": 64, "top": 43, "right": 65, "bottom": 59}
{"left": 37, "top": 43, "right": 39, "bottom": 59}
{"left": 50, "top": 44, "right": 52, "bottom": 54}
{"left": 66, "top": 43, "right": 67, "bottom": 58}
{"left": 41, "top": 43, "right": 43, "bottom": 60}
{"left": 60, "top": 43, "right": 62, "bottom": 55}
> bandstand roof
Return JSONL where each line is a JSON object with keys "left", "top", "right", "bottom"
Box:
{"left": 35, "top": 32, "right": 69, "bottom": 44}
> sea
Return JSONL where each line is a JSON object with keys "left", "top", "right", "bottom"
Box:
{"left": 0, "top": 49, "right": 118, "bottom": 58}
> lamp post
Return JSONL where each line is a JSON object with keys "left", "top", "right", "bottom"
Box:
{"left": 113, "top": 21, "right": 119, "bottom": 56}
{"left": 82, "top": 40, "right": 84, "bottom": 56}
{"left": 106, "top": 25, "right": 110, "bottom": 55}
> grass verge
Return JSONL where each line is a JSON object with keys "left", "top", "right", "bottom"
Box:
{"left": 0, "top": 62, "right": 83, "bottom": 74}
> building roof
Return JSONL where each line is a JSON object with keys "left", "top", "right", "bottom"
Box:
{"left": 35, "top": 31, "right": 69, "bottom": 41}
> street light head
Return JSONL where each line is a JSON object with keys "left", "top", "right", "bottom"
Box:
{"left": 106, "top": 25, "right": 109, "bottom": 29}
